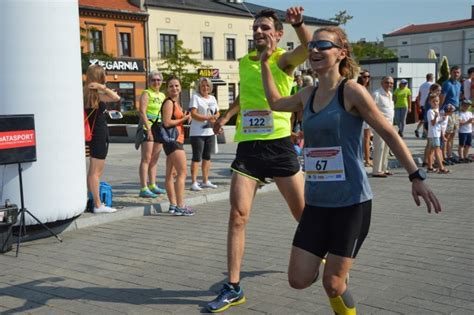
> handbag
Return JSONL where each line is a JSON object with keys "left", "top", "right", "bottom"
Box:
{"left": 84, "top": 108, "right": 97, "bottom": 142}
{"left": 157, "top": 99, "right": 179, "bottom": 144}
{"left": 134, "top": 121, "right": 146, "bottom": 150}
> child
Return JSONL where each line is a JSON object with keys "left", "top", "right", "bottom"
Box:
{"left": 444, "top": 105, "right": 458, "bottom": 164}
{"left": 458, "top": 99, "right": 473, "bottom": 162}
{"left": 426, "top": 95, "right": 449, "bottom": 173}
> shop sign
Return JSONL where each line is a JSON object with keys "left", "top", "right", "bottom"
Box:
{"left": 89, "top": 58, "right": 145, "bottom": 72}
{"left": 198, "top": 68, "right": 220, "bottom": 79}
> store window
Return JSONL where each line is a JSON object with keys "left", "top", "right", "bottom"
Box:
{"left": 89, "top": 29, "right": 103, "bottom": 53}
{"left": 226, "top": 38, "right": 236, "bottom": 60}
{"left": 287, "top": 42, "right": 294, "bottom": 50}
{"left": 160, "top": 34, "right": 177, "bottom": 58}
{"left": 119, "top": 32, "right": 131, "bottom": 57}
{"left": 106, "top": 82, "right": 135, "bottom": 111}
{"left": 203, "top": 37, "right": 213, "bottom": 60}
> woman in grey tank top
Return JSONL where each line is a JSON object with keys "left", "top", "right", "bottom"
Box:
{"left": 260, "top": 26, "right": 442, "bottom": 314}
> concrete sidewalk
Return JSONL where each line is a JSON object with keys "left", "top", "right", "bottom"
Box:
{"left": 64, "top": 123, "right": 462, "bottom": 232}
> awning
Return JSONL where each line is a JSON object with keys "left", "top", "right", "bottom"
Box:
{"left": 211, "top": 79, "right": 227, "bottom": 86}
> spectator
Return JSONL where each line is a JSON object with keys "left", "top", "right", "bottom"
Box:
{"left": 426, "top": 94, "right": 449, "bottom": 173}
{"left": 463, "top": 67, "right": 474, "bottom": 102}
{"left": 138, "top": 70, "right": 167, "bottom": 198}
{"left": 83, "top": 65, "right": 120, "bottom": 213}
{"left": 357, "top": 69, "right": 373, "bottom": 166}
{"left": 458, "top": 99, "right": 473, "bottom": 162}
{"left": 444, "top": 105, "right": 458, "bottom": 164}
{"left": 291, "top": 74, "right": 303, "bottom": 95}
{"left": 440, "top": 65, "right": 461, "bottom": 111}
{"left": 161, "top": 76, "right": 194, "bottom": 216}
{"left": 372, "top": 76, "right": 395, "bottom": 177}
{"left": 422, "top": 84, "right": 442, "bottom": 166}
{"left": 189, "top": 77, "right": 220, "bottom": 191}
{"left": 393, "top": 79, "right": 412, "bottom": 137}
{"left": 415, "top": 73, "right": 434, "bottom": 138}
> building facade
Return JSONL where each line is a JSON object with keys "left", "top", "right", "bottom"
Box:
{"left": 145, "top": 0, "right": 335, "bottom": 110}
{"left": 79, "top": 0, "right": 148, "bottom": 110}
{"left": 383, "top": 6, "right": 474, "bottom": 76}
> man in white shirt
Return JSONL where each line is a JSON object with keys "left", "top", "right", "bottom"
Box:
{"left": 371, "top": 76, "right": 395, "bottom": 177}
{"left": 463, "top": 67, "right": 474, "bottom": 101}
{"left": 415, "top": 73, "right": 434, "bottom": 138}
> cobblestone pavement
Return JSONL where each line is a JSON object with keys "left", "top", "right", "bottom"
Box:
{"left": 0, "top": 124, "right": 473, "bottom": 314}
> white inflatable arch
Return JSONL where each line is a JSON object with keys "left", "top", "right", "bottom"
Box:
{"left": 0, "top": 0, "right": 87, "bottom": 225}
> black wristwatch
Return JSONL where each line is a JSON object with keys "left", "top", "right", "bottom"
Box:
{"left": 409, "top": 169, "right": 427, "bottom": 182}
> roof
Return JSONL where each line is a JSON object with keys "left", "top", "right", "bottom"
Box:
{"left": 385, "top": 18, "right": 474, "bottom": 37}
{"left": 359, "top": 58, "right": 437, "bottom": 65}
{"left": 145, "top": 0, "right": 336, "bottom": 26}
{"left": 79, "top": 0, "right": 143, "bottom": 13}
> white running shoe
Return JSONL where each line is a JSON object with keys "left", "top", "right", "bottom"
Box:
{"left": 201, "top": 181, "right": 218, "bottom": 189}
{"left": 93, "top": 204, "right": 117, "bottom": 214}
{"left": 191, "top": 182, "right": 202, "bottom": 191}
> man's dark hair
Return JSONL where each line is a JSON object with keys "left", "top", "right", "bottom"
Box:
{"left": 450, "top": 65, "right": 460, "bottom": 72}
{"left": 426, "top": 73, "right": 434, "bottom": 80}
{"left": 468, "top": 67, "right": 474, "bottom": 75}
{"left": 254, "top": 9, "right": 283, "bottom": 31}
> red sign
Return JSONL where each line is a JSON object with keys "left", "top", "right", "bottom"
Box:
{"left": 0, "top": 130, "right": 36, "bottom": 150}
{"left": 305, "top": 149, "right": 340, "bottom": 158}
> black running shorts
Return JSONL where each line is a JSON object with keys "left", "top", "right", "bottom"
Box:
{"left": 230, "top": 137, "right": 300, "bottom": 183}
{"left": 293, "top": 200, "right": 372, "bottom": 259}
{"left": 163, "top": 141, "right": 184, "bottom": 156}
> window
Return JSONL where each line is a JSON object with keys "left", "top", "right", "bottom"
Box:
{"left": 203, "top": 37, "right": 213, "bottom": 60}
{"left": 160, "top": 34, "right": 177, "bottom": 58}
{"left": 107, "top": 82, "right": 135, "bottom": 112}
{"left": 89, "top": 29, "right": 103, "bottom": 53}
{"left": 287, "top": 42, "right": 294, "bottom": 50}
{"left": 119, "top": 32, "right": 131, "bottom": 57}
{"left": 228, "top": 83, "right": 236, "bottom": 105}
{"left": 247, "top": 39, "right": 255, "bottom": 52}
{"left": 402, "top": 41, "right": 408, "bottom": 45}
{"left": 469, "top": 48, "right": 474, "bottom": 63}
{"left": 226, "top": 38, "right": 236, "bottom": 60}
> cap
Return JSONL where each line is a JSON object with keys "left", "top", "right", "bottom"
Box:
{"left": 400, "top": 79, "right": 408, "bottom": 84}
{"left": 461, "top": 99, "right": 472, "bottom": 105}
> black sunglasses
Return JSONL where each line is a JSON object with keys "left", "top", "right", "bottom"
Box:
{"left": 307, "top": 40, "right": 342, "bottom": 51}
{"left": 151, "top": 78, "right": 162, "bottom": 82}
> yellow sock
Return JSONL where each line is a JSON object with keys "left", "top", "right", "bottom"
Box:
{"left": 329, "top": 290, "right": 356, "bottom": 315}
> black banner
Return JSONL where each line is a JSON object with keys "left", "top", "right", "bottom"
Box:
{"left": 0, "top": 115, "right": 37, "bottom": 165}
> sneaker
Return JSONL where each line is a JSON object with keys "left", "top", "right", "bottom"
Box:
{"left": 415, "top": 130, "right": 420, "bottom": 138}
{"left": 139, "top": 188, "right": 158, "bottom": 198}
{"left": 201, "top": 181, "right": 218, "bottom": 189}
{"left": 190, "top": 182, "right": 202, "bottom": 191}
{"left": 93, "top": 204, "right": 117, "bottom": 214}
{"left": 207, "top": 283, "right": 246, "bottom": 313}
{"left": 149, "top": 185, "right": 166, "bottom": 195}
{"left": 173, "top": 205, "right": 195, "bottom": 216}
{"left": 168, "top": 204, "right": 177, "bottom": 214}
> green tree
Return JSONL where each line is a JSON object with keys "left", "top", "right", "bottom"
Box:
{"left": 437, "top": 56, "right": 449, "bottom": 85}
{"left": 157, "top": 40, "right": 208, "bottom": 90}
{"left": 80, "top": 26, "right": 113, "bottom": 74}
{"left": 352, "top": 41, "right": 396, "bottom": 61}
{"left": 330, "top": 10, "right": 353, "bottom": 25}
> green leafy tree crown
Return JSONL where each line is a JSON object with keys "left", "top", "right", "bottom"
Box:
{"left": 437, "top": 57, "right": 450, "bottom": 85}
{"left": 352, "top": 42, "right": 396, "bottom": 61}
{"left": 157, "top": 40, "right": 209, "bottom": 90}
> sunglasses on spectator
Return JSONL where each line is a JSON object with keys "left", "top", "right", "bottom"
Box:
{"left": 362, "top": 75, "right": 371, "bottom": 78}
{"left": 151, "top": 78, "right": 162, "bottom": 82}
{"left": 383, "top": 81, "right": 394, "bottom": 85}
{"left": 307, "top": 40, "right": 342, "bottom": 51}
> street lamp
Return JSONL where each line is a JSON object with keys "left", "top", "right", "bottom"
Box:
{"left": 227, "top": 0, "right": 254, "bottom": 18}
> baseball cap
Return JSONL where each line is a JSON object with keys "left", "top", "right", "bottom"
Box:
{"left": 400, "top": 79, "right": 408, "bottom": 84}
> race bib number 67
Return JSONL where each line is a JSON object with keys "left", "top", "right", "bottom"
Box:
{"left": 304, "top": 146, "right": 346, "bottom": 182}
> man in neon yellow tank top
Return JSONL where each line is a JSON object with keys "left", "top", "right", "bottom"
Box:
{"left": 208, "top": 7, "right": 311, "bottom": 313}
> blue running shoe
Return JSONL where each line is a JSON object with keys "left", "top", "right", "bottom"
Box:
{"left": 139, "top": 188, "right": 158, "bottom": 198}
{"left": 173, "top": 205, "right": 195, "bottom": 216}
{"left": 207, "top": 283, "right": 246, "bottom": 313}
{"left": 149, "top": 184, "right": 166, "bottom": 195}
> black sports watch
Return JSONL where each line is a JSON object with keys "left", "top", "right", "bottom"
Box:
{"left": 409, "top": 169, "right": 427, "bottom": 182}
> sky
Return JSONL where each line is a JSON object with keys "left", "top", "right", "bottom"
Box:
{"left": 249, "top": 0, "right": 472, "bottom": 42}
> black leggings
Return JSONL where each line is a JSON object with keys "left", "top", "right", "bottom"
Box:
{"left": 190, "top": 136, "right": 214, "bottom": 162}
